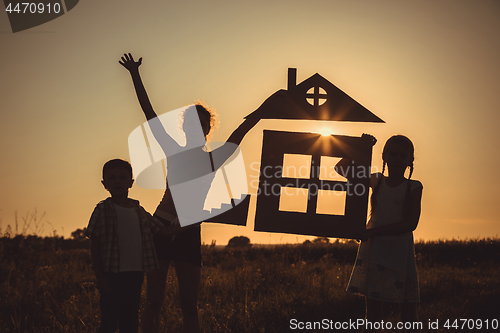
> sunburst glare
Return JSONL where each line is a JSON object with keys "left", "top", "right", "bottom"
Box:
{"left": 318, "top": 127, "right": 333, "bottom": 136}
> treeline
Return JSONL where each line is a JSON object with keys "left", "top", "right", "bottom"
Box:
{"left": 1, "top": 235, "right": 499, "bottom": 268}
{"left": 203, "top": 238, "right": 500, "bottom": 269}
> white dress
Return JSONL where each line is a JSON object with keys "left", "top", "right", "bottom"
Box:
{"left": 347, "top": 174, "right": 423, "bottom": 303}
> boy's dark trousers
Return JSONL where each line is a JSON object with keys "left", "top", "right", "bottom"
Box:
{"left": 98, "top": 271, "right": 144, "bottom": 333}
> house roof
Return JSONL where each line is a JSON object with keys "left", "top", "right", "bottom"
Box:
{"left": 245, "top": 69, "right": 384, "bottom": 123}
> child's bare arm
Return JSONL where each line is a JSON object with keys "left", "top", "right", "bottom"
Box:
{"left": 119, "top": 53, "right": 157, "bottom": 121}
{"left": 335, "top": 133, "right": 377, "bottom": 179}
{"left": 226, "top": 118, "right": 260, "bottom": 146}
{"left": 210, "top": 118, "right": 259, "bottom": 170}
{"left": 120, "top": 53, "right": 180, "bottom": 154}
{"left": 90, "top": 237, "right": 111, "bottom": 293}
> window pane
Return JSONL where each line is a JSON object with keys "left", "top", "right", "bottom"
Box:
{"left": 282, "top": 154, "right": 311, "bottom": 179}
{"left": 316, "top": 189, "right": 346, "bottom": 215}
{"left": 279, "top": 187, "right": 308, "bottom": 213}
{"left": 319, "top": 156, "right": 348, "bottom": 182}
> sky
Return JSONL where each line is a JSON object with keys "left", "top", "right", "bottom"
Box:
{"left": 0, "top": 0, "right": 499, "bottom": 244}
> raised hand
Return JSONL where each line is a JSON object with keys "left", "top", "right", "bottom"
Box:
{"left": 119, "top": 53, "right": 142, "bottom": 72}
{"left": 361, "top": 133, "right": 377, "bottom": 146}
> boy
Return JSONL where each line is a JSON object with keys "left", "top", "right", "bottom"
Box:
{"left": 85, "top": 159, "right": 183, "bottom": 333}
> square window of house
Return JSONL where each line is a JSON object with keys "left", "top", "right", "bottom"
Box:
{"left": 316, "top": 189, "right": 346, "bottom": 215}
{"left": 279, "top": 187, "right": 309, "bottom": 213}
{"left": 282, "top": 154, "right": 311, "bottom": 179}
{"left": 319, "top": 156, "right": 348, "bottom": 182}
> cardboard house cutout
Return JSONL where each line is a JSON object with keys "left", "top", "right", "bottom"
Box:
{"left": 208, "top": 69, "right": 384, "bottom": 238}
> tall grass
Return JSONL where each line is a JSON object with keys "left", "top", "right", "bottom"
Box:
{"left": 1, "top": 237, "right": 499, "bottom": 332}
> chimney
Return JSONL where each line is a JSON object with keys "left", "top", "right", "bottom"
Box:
{"left": 287, "top": 68, "right": 297, "bottom": 91}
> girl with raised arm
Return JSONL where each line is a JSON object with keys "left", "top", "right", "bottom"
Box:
{"left": 119, "top": 53, "right": 257, "bottom": 333}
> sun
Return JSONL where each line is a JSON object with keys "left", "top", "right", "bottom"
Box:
{"left": 318, "top": 127, "right": 333, "bottom": 136}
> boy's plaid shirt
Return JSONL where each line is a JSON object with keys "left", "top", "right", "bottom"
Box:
{"left": 85, "top": 197, "right": 164, "bottom": 273}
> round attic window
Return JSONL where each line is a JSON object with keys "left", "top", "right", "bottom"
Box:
{"left": 306, "top": 87, "right": 327, "bottom": 106}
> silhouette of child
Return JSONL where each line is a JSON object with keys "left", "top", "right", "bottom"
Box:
{"left": 119, "top": 53, "right": 258, "bottom": 333}
{"left": 85, "top": 159, "right": 186, "bottom": 333}
{"left": 337, "top": 135, "right": 423, "bottom": 332}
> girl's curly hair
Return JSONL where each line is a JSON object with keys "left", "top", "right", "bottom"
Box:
{"left": 179, "top": 101, "right": 218, "bottom": 142}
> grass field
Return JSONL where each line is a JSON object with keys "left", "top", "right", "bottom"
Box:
{"left": 1, "top": 236, "right": 499, "bottom": 332}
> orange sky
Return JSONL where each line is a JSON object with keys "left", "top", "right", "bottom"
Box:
{"left": 1, "top": 0, "right": 499, "bottom": 244}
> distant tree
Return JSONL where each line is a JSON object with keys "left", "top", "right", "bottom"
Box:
{"left": 227, "top": 236, "right": 251, "bottom": 248}
{"left": 71, "top": 228, "right": 87, "bottom": 241}
{"left": 302, "top": 239, "right": 312, "bottom": 245}
{"left": 312, "top": 237, "right": 330, "bottom": 244}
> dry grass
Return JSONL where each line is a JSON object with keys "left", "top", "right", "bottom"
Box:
{"left": 1, "top": 237, "right": 499, "bottom": 332}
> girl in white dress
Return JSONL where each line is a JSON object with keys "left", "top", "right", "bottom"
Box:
{"left": 338, "top": 135, "right": 423, "bottom": 332}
